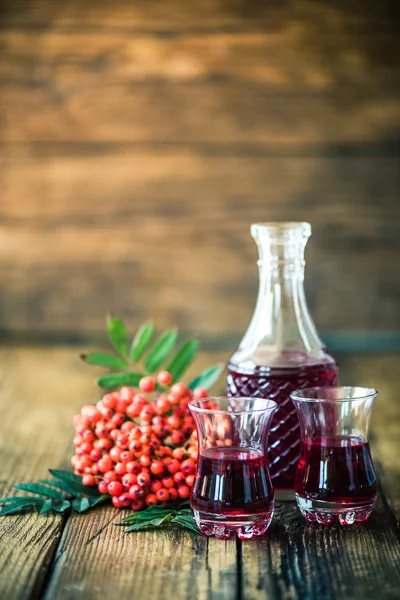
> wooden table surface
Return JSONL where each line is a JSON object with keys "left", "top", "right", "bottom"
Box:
{"left": 0, "top": 345, "right": 399, "bottom": 600}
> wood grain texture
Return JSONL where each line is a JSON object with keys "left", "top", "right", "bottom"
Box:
{"left": 0, "top": 346, "right": 96, "bottom": 600}
{"left": 241, "top": 498, "right": 400, "bottom": 600}
{"left": 43, "top": 507, "right": 238, "bottom": 600}
{"left": 0, "top": 151, "right": 398, "bottom": 337}
{"left": 0, "top": 346, "right": 398, "bottom": 600}
{"left": 0, "top": 0, "right": 399, "bottom": 339}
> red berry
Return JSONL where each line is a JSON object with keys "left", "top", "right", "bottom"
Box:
{"left": 166, "top": 415, "right": 182, "bottom": 430}
{"left": 140, "top": 405, "right": 155, "bottom": 422}
{"left": 112, "top": 496, "right": 123, "bottom": 508}
{"left": 118, "top": 493, "right": 132, "bottom": 507}
{"left": 121, "top": 421, "right": 135, "bottom": 433}
{"left": 114, "top": 462, "right": 127, "bottom": 476}
{"left": 82, "top": 429, "right": 95, "bottom": 442}
{"left": 171, "top": 382, "right": 187, "bottom": 399}
{"left": 120, "top": 386, "right": 135, "bottom": 403}
{"left": 171, "top": 431, "right": 184, "bottom": 445}
{"left": 126, "top": 461, "right": 141, "bottom": 475}
{"left": 139, "top": 376, "right": 155, "bottom": 393}
{"left": 168, "top": 488, "right": 178, "bottom": 502}
{"left": 139, "top": 434, "right": 152, "bottom": 445}
{"left": 82, "top": 474, "right": 95, "bottom": 487}
{"left": 129, "top": 440, "right": 142, "bottom": 454}
{"left": 155, "top": 397, "right": 170, "bottom": 415}
{"left": 174, "top": 471, "right": 186, "bottom": 485}
{"left": 150, "top": 480, "right": 163, "bottom": 493}
{"left": 111, "top": 413, "right": 124, "bottom": 426}
{"left": 177, "top": 485, "right": 190, "bottom": 499}
{"left": 98, "top": 457, "right": 113, "bottom": 473}
{"left": 103, "top": 470, "right": 118, "bottom": 484}
{"left": 137, "top": 471, "right": 151, "bottom": 487}
{"left": 78, "top": 455, "right": 92, "bottom": 470}
{"left": 110, "top": 446, "right": 123, "bottom": 462}
{"left": 102, "top": 394, "right": 115, "bottom": 409}
{"left": 122, "top": 474, "right": 137, "bottom": 489}
{"left": 161, "top": 477, "right": 175, "bottom": 489}
{"left": 108, "top": 481, "right": 124, "bottom": 497}
{"left": 193, "top": 387, "right": 208, "bottom": 400}
{"left": 99, "top": 406, "right": 113, "bottom": 421}
{"left": 166, "top": 459, "right": 181, "bottom": 474}
{"left": 140, "top": 455, "right": 151, "bottom": 468}
{"left": 116, "top": 434, "right": 129, "bottom": 447}
{"left": 181, "top": 459, "right": 195, "bottom": 476}
{"left": 157, "top": 371, "right": 173, "bottom": 386}
{"left": 81, "top": 405, "right": 101, "bottom": 423}
{"left": 120, "top": 451, "right": 133, "bottom": 464}
{"left": 150, "top": 460, "right": 165, "bottom": 476}
{"left": 126, "top": 403, "right": 141, "bottom": 418}
{"left": 98, "top": 480, "right": 108, "bottom": 494}
{"left": 156, "top": 488, "right": 170, "bottom": 502}
{"left": 185, "top": 474, "right": 195, "bottom": 487}
{"left": 131, "top": 499, "right": 145, "bottom": 511}
{"left": 172, "top": 448, "right": 186, "bottom": 461}
{"left": 129, "top": 484, "right": 144, "bottom": 500}
{"left": 145, "top": 493, "right": 158, "bottom": 506}
{"left": 90, "top": 449, "right": 102, "bottom": 462}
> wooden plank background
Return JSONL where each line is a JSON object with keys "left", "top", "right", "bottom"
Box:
{"left": 0, "top": 0, "right": 399, "bottom": 342}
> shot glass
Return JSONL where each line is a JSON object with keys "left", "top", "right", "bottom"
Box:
{"left": 188, "top": 397, "right": 277, "bottom": 539}
{"left": 290, "top": 386, "right": 378, "bottom": 525}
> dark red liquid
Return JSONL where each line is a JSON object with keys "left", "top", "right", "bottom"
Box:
{"left": 227, "top": 361, "right": 338, "bottom": 489}
{"left": 191, "top": 447, "right": 274, "bottom": 516}
{"left": 295, "top": 436, "right": 377, "bottom": 504}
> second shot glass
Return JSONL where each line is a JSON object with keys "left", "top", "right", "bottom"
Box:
{"left": 290, "top": 386, "right": 378, "bottom": 525}
{"left": 189, "top": 397, "right": 277, "bottom": 539}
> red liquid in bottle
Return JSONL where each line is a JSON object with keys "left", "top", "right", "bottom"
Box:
{"left": 295, "top": 436, "right": 377, "bottom": 504}
{"left": 191, "top": 447, "right": 274, "bottom": 516}
{"left": 227, "top": 361, "right": 338, "bottom": 490}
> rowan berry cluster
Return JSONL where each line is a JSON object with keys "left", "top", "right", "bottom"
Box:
{"left": 71, "top": 372, "right": 207, "bottom": 511}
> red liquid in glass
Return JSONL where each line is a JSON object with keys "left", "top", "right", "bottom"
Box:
{"left": 295, "top": 436, "right": 377, "bottom": 504}
{"left": 227, "top": 361, "right": 338, "bottom": 489}
{"left": 191, "top": 447, "right": 274, "bottom": 516}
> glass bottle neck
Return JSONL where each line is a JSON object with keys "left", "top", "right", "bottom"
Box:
{"left": 231, "top": 223, "right": 330, "bottom": 370}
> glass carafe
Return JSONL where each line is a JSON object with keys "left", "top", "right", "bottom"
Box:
{"left": 226, "top": 222, "right": 339, "bottom": 492}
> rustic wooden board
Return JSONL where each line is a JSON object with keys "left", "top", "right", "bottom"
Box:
{"left": 0, "top": 0, "right": 399, "bottom": 340}
{"left": 241, "top": 354, "right": 400, "bottom": 600}
{"left": 0, "top": 151, "right": 398, "bottom": 338}
{"left": 0, "top": 346, "right": 398, "bottom": 600}
{"left": 43, "top": 507, "right": 238, "bottom": 600}
{"left": 0, "top": 20, "right": 398, "bottom": 145}
{"left": 241, "top": 497, "right": 400, "bottom": 600}
{"left": 0, "top": 346, "right": 95, "bottom": 600}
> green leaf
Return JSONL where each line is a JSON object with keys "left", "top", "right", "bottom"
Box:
{"left": 107, "top": 314, "right": 129, "bottom": 358}
{"left": 72, "top": 497, "right": 90, "bottom": 512}
{"left": 48, "top": 470, "right": 101, "bottom": 497}
{"left": 0, "top": 496, "right": 47, "bottom": 505}
{"left": 97, "top": 372, "right": 143, "bottom": 389}
{"left": 0, "top": 499, "right": 44, "bottom": 515}
{"left": 37, "top": 479, "right": 78, "bottom": 497}
{"left": 171, "top": 514, "right": 201, "bottom": 535}
{"left": 188, "top": 363, "right": 224, "bottom": 391}
{"left": 52, "top": 500, "right": 71, "bottom": 513}
{"left": 166, "top": 340, "right": 199, "bottom": 382}
{"left": 81, "top": 353, "right": 127, "bottom": 369}
{"left": 124, "top": 514, "right": 171, "bottom": 532}
{"left": 40, "top": 499, "right": 53, "bottom": 514}
{"left": 88, "top": 494, "right": 109, "bottom": 508}
{"left": 13, "top": 483, "right": 64, "bottom": 500}
{"left": 130, "top": 322, "right": 154, "bottom": 362}
{"left": 144, "top": 330, "right": 178, "bottom": 374}
{"left": 119, "top": 506, "right": 171, "bottom": 524}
